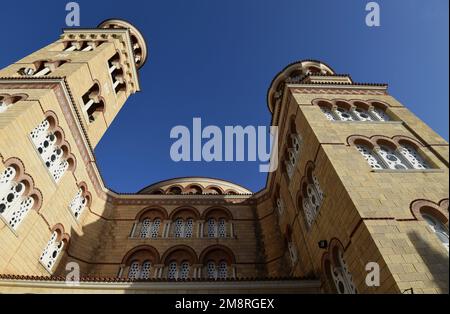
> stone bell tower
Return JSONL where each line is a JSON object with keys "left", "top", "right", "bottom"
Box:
{"left": 0, "top": 19, "right": 148, "bottom": 147}
{"left": 0, "top": 20, "right": 147, "bottom": 276}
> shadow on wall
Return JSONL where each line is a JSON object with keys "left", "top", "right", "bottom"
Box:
{"left": 407, "top": 231, "right": 449, "bottom": 293}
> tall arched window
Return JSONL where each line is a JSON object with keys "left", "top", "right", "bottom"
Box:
{"left": 134, "top": 208, "right": 167, "bottom": 239}
{"left": 173, "top": 218, "right": 193, "bottom": 238}
{"left": 200, "top": 246, "right": 235, "bottom": 279}
{"left": 162, "top": 246, "right": 197, "bottom": 280}
{"left": 328, "top": 247, "right": 357, "bottom": 294}
{"left": 120, "top": 245, "right": 160, "bottom": 280}
{"left": 40, "top": 229, "right": 67, "bottom": 271}
{"left": 81, "top": 83, "right": 104, "bottom": 123}
{"left": 128, "top": 260, "right": 152, "bottom": 280}
{"left": 0, "top": 166, "right": 36, "bottom": 230}
{"left": 30, "top": 117, "right": 75, "bottom": 182}
{"left": 139, "top": 218, "right": 161, "bottom": 239}
{"left": 69, "top": 185, "right": 90, "bottom": 220}
{"left": 203, "top": 208, "right": 232, "bottom": 238}
{"left": 284, "top": 120, "right": 302, "bottom": 180}
{"left": 300, "top": 167, "right": 324, "bottom": 228}
{"left": 377, "top": 145, "right": 410, "bottom": 170}
{"left": 356, "top": 144, "right": 384, "bottom": 169}
{"left": 422, "top": 214, "right": 449, "bottom": 251}
{"left": 399, "top": 144, "right": 430, "bottom": 169}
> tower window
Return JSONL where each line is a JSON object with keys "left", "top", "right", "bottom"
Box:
{"left": 30, "top": 118, "right": 73, "bottom": 182}
{"left": 353, "top": 138, "right": 432, "bottom": 171}
{"left": 315, "top": 99, "right": 391, "bottom": 122}
{"left": 39, "top": 231, "right": 65, "bottom": 271}
{"left": 422, "top": 214, "right": 449, "bottom": 251}
{"left": 69, "top": 189, "right": 87, "bottom": 219}
{"left": 0, "top": 167, "right": 34, "bottom": 230}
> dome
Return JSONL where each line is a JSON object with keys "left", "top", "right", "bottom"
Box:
{"left": 267, "top": 60, "right": 335, "bottom": 113}
{"left": 138, "top": 177, "right": 252, "bottom": 195}
{"left": 98, "top": 19, "right": 148, "bottom": 69}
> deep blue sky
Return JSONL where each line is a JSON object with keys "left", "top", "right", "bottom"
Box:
{"left": 1, "top": 0, "right": 448, "bottom": 193}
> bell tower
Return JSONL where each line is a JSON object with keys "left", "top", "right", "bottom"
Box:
{"left": 0, "top": 19, "right": 148, "bottom": 147}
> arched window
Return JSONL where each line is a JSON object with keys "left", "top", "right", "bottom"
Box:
{"left": 206, "top": 260, "right": 228, "bottom": 279}
{"left": 30, "top": 117, "right": 74, "bottom": 182}
{"left": 139, "top": 218, "right": 161, "bottom": 239}
{"left": 300, "top": 168, "right": 324, "bottom": 228}
{"left": 353, "top": 106, "right": 374, "bottom": 121}
{"left": 166, "top": 260, "right": 191, "bottom": 279}
{"left": 315, "top": 99, "right": 391, "bottom": 122}
{"left": 40, "top": 231, "right": 65, "bottom": 271}
{"left": 81, "top": 83, "right": 104, "bottom": 123}
{"left": 355, "top": 144, "right": 384, "bottom": 169}
{"left": 276, "top": 197, "right": 284, "bottom": 216}
{"left": 203, "top": 208, "right": 231, "bottom": 238}
{"left": 377, "top": 145, "right": 409, "bottom": 170}
{"left": 285, "top": 225, "right": 297, "bottom": 266}
{"left": 19, "top": 60, "right": 67, "bottom": 77}
{"left": 422, "top": 214, "right": 449, "bottom": 251}
{"left": 284, "top": 120, "right": 302, "bottom": 180}
{"left": 69, "top": 187, "right": 89, "bottom": 220}
{"left": 200, "top": 246, "right": 235, "bottom": 279}
{"left": 207, "top": 218, "right": 217, "bottom": 238}
{"left": 135, "top": 208, "right": 167, "bottom": 239}
{"left": 163, "top": 246, "right": 196, "bottom": 280}
{"left": 334, "top": 106, "right": 355, "bottom": 121}
{"left": 173, "top": 218, "right": 193, "bottom": 238}
{"left": 0, "top": 167, "right": 35, "bottom": 230}
{"left": 167, "top": 186, "right": 182, "bottom": 195}
{"left": 0, "top": 94, "right": 27, "bottom": 114}
{"left": 399, "top": 144, "right": 429, "bottom": 169}
{"left": 121, "top": 245, "right": 160, "bottom": 280}
{"left": 128, "top": 260, "right": 152, "bottom": 280}
{"left": 328, "top": 247, "right": 357, "bottom": 294}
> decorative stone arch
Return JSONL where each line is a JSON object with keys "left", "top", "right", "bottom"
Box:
{"left": 2, "top": 157, "right": 43, "bottom": 212}
{"left": 121, "top": 245, "right": 161, "bottom": 266}
{"left": 202, "top": 206, "right": 233, "bottom": 221}
{"left": 223, "top": 189, "right": 238, "bottom": 195}
{"left": 77, "top": 181, "right": 92, "bottom": 208}
{"left": 166, "top": 185, "right": 183, "bottom": 195}
{"left": 334, "top": 99, "right": 353, "bottom": 111}
{"left": 392, "top": 135, "right": 425, "bottom": 149}
{"left": 371, "top": 135, "right": 399, "bottom": 150}
{"left": 169, "top": 206, "right": 201, "bottom": 220}
{"left": 312, "top": 98, "right": 334, "bottom": 109}
{"left": 136, "top": 206, "right": 168, "bottom": 222}
{"left": 50, "top": 223, "right": 70, "bottom": 248}
{"left": 410, "top": 199, "right": 449, "bottom": 225}
{"left": 350, "top": 100, "right": 371, "bottom": 111}
{"left": 204, "top": 185, "right": 224, "bottom": 195}
{"left": 43, "top": 111, "right": 60, "bottom": 131}
{"left": 185, "top": 184, "right": 203, "bottom": 195}
{"left": 3, "top": 157, "right": 26, "bottom": 181}
{"left": 321, "top": 251, "right": 337, "bottom": 293}
{"left": 367, "top": 100, "right": 390, "bottom": 110}
{"left": 161, "top": 245, "right": 198, "bottom": 266}
{"left": 199, "top": 245, "right": 236, "bottom": 265}
{"left": 347, "top": 135, "right": 375, "bottom": 148}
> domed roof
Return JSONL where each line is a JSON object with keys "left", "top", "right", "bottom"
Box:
{"left": 98, "top": 19, "right": 148, "bottom": 69}
{"left": 267, "top": 60, "right": 335, "bottom": 113}
{"left": 138, "top": 177, "right": 252, "bottom": 195}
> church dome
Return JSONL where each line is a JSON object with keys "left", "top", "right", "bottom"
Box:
{"left": 137, "top": 177, "right": 252, "bottom": 195}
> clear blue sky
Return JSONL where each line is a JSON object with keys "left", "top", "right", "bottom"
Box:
{"left": 1, "top": 0, "right": 448, "bottom": 193}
